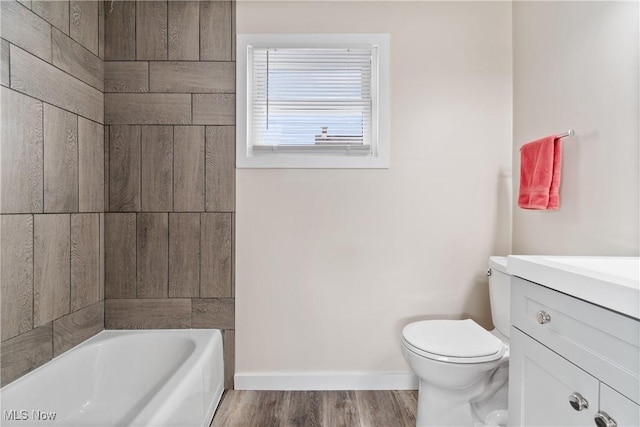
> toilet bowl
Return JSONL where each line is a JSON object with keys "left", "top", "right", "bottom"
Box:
{"left": 402, "top": 257, "right": 511, "bottom": 427}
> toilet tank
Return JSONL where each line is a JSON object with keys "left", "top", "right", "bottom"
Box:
{"left": 488, "top": 256, "right": 511, "bottom": 338}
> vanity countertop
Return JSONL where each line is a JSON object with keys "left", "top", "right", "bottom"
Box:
{"left": 507, "top": 255, "right": 640, "bottom": 320}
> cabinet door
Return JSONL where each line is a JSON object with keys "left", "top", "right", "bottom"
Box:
{"left": 599, "top": 383, "right": 640, "bottom": 427}
{"left": 509, "top": 327, "right": 599, "bottom": 426}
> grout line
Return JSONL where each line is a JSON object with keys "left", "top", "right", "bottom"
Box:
{"left": 203, "top": 126, "right": 206, "bottom": 211}
{"left": 134, "top": 212, "right": 138, "bottom": 298}
{"left": 77, "top": 115, "right": 80, "bottom": 212}
{"left": 138, "top": 126, "right": 142, "bottom": 213}
{"left": 165, "top": 212, "right": 171, "bottom": 298}
{"left": 228, "top": 1, "right": 232, "bottom": 61}
{"left": 134, "top": 0, "right": 138, "bottom": 61}
{"left": 172, "top": 126, "right": 175, "bottom": 212}
{"left": 32, "top": 214, "right": 35, "bottom": 330}
{"left": 135, "top": 127, "right": 141, "bottom": 298}
{"left": 167, "top": 212, "right": 172, "bottom": 297}
{"left": 98, "top": 213, "right": 102, "bottom": 308}
{"left": 198, "top": 212, "right": 202, "bottom": 298}
{"left": 231, "top": 212, "right": 234, "bottom": 299}
{"left": 42, "top": 99, "right": 45, "bottom": 212}
{"left": 105, "top": 125, "right": 109, "bottom": 212}
{"left": 139, "top": 127, "right": 144, "bottom": 212}
{"left": 68, "top": 214, "right": 72, "bottom": 315}
{"left": 2, "top": 210, "right": 114, "bottom": 215}
{"left": 96, "top": 0, "right": 100, "bottom": 59}
{"left": 50, "top": 17, "right": 53, "bottom": 63}
{"left": 7, "top": 39, "right": 11, "bottom": 88}
{"left": 197, "top": 1, "right": 201, "bottom": 63}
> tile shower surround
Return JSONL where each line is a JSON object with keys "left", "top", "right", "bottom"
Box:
{"left": 1, "top": 0, "right": 236, "bottom": 389}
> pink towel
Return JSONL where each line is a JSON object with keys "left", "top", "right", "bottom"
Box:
{"left": 518, "top": 135, "right": 562, "bottom": 210}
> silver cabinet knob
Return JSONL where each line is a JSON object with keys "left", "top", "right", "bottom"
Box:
{"left": 595, "top": 412, "right": 617, "bottom": 427}
{"left": 569, "top": 392, "right": 589, "bottom": 411}
{"left": 536, "top": 310, "right": 551, "bottom": 324}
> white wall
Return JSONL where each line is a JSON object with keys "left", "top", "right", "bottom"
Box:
{"left": 512, "top": 1, "right": 639, "bottom": 256}
{"left": 236, "top": 1, "right": 513, "bottom": 387}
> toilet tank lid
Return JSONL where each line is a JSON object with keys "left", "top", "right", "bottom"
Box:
{"left": 489, "top": 256, "right": 508, "bottom": 274}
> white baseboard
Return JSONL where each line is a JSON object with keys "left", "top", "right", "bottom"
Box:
{"left": 234, "top": 372, "right": 418, "bottom": 391}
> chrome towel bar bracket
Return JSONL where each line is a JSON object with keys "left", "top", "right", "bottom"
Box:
{"left": 556, "top": 129, "right": 575, "bottom": 139}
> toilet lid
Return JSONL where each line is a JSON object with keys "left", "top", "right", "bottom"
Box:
{"left": 402, "top": 319, "right": 503, "bottom": 358}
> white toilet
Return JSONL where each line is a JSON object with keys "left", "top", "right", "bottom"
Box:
{"left": 401, "top": 256, "right": 511, "bottom": 427}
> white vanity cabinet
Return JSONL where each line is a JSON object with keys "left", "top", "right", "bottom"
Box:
{"left": 508, "top": 276, "right": 640, "bottom": 427}
{"left": 600, "top": 384, "right": 640, "bottom": 427}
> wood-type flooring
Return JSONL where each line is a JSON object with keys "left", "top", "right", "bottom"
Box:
{"left": 211, "top": 390, "right": 418, "bottom": 427}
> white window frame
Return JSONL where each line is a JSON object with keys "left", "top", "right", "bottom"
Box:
{"left": 236, "top": 33, "right": 390, "bottom": 169}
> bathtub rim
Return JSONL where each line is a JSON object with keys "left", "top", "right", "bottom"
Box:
{"left": 1, "top": 329, "right": 222, "bottom": 388}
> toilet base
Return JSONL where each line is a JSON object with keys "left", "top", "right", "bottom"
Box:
{"left": 415, "top": 378, "right": 480, "bottom": 427}
{"left": 470, "top": 365, "right": 509, "bottom": 425}
{"left": 478, "top": 409, "right": 508, "bottom": 427}
{"left": 415, "top": 364, "right": 508, "bottom": 427}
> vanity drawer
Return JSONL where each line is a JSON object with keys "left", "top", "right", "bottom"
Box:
{"left": 511, "top": 276, "right": 640, "bottom": 404}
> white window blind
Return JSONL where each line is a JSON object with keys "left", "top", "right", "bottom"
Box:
{"left": 249, "top": 47, "right": 376, "bottom": 155}
{"left": 237, "top": 33, "right": 390, "bottom": 168}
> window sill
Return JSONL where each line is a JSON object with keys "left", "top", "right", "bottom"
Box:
{"left": 237, "top": 152, "right": 390, "bottom": 169}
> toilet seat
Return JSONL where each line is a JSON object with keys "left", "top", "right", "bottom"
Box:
{"left": 402, "top": 319, "right": 506, "bottom": 364}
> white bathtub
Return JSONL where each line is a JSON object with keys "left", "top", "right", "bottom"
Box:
{"left": 0, "top": 329, "right": 224, "bottom": 426}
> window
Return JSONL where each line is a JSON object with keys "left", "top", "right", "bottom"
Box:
{"left": 236, "top": 34, "right": 390, "bottom": 168}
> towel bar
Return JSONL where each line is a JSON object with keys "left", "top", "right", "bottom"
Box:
{"left": 519, "top": 129, "right": 574, "bottom": 150}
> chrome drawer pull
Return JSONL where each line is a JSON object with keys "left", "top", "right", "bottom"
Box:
{"left": 595, "top": 412, "right": 617, "bottom": 427}
{"left": 568, "top": 392, "right": 588, "bottom": 411}
{"left": 536, "top": 310, "right": 551, "bottom": 324}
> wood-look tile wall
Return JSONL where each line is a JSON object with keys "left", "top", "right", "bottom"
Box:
{"left": 1, "top": 0, "right": 236, "bottom": 389}
{"left": 1, "top": 0, "right": 105, "bottom": 386}
{"left": 103, "top": 0, "right": 236, "bottom": 389}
